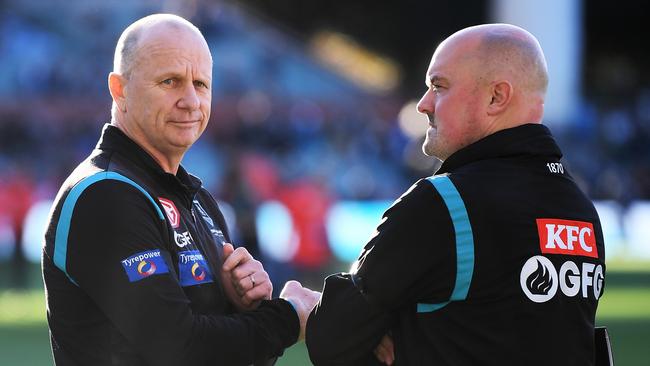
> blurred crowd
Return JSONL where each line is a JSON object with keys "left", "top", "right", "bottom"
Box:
{"left": 1, "top": 1, "right": 649, "bottom": 278}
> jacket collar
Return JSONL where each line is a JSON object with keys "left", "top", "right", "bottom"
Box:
{"left": 96, "top": 124, "right": 203, "bottom": 198}
{"left": 437, "top": 123, "right": 562, "bottom": 174}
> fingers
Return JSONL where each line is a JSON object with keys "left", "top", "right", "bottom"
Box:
{"left": 281, "top": 280, "right": 303, "bottom": 294}
{"left": 230, "top": 259, "right": 264, "bottom": 292}
{"left": 222, "top": 246, "right": 252, "bottom": 272}
{"left": 239, "top": 271, "right": 273, "bottom": 302}
{"left": 234, "top": 268, "right": 264, "bottom": 291}
{"left": 231, "top": 259, "right": 260, "bottom": 284}
{"left": 221, "top": 245, "right": 273, "bottom": 310}
{"left": 374, "top": 346, "right": 392, "bottom": 365}
{"left": 222, "top": 243, "right": 234, "bottom": 258}
{"left": 240, "top": 279, "right": 273, "bottom": 305}
{"left": 382, "top": 334, "right": 394, "bottom": 357}
{"left": 231, "top": 267, "right": 254, "bottom": 295}
{"left": 373, "top": 334, "right": 395, "bottom": 365}
{"left": 279, "top": 280, "right": 309, "bottom": 306}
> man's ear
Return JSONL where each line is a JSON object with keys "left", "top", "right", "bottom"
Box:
{"left": 108, "top": 72, "right": 127, "bottom": 112}
{"left": 486, "top": 80, "right": 512, "bottom": 116}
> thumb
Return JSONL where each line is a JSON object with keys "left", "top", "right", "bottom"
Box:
{"left": 284, "top": 280, "right": 302, "bottom": 291}
{"left": 280, "top": 280, "right": 302, "bottom": 299}
{"left": 222, "top": 243, "right": 234, "bottom": 259}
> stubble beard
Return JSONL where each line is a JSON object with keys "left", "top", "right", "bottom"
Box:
{"left": 422, "top": 127, "right": 440, "bottom": 158}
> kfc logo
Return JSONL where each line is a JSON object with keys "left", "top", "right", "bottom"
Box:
{"left": 159, "top": 197, "right": 180, "bottom": 228}
{"left": 536, "top": 219, "right": 598, "bottom": 258}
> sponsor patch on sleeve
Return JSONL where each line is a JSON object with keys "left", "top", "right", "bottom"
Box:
{"left": 536, "top": 218, "right": 598, "bottom": 258}
{"left": 121, "top": 249, "right": 169, "bottom": 282}
{"left": 178, "top": 250, "right": 214, "bottom": 287}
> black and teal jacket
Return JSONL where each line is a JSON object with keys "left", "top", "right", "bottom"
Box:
{"left": 306, "top": 124, "right": 606, "bottom": 365}
{"left": 42, "top": 124, "right": 298, "bottom": 366}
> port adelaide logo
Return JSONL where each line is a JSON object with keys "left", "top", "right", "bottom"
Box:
{"left": 158, "top": 197, "right": 180, "bottom": 228}
{"left": 520, "top": 219, "right": 604, "bottom": 303}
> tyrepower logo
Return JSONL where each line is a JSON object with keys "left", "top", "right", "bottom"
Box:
{"left": 158, "top": 197, "right": 180, "bottom": 228}
{"left": 536, "top": 218, "right": 598, "bottom": 258}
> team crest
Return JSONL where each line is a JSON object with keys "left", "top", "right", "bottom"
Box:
{"left": 158, "top": 197, "right": 180, "bottom": 228}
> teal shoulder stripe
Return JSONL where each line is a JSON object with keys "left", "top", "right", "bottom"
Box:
{"left": 418, "top": 175, "right": 475, "bottom": 313}
{"left": 53, "top": 171, "right": 164, "bottom": 284}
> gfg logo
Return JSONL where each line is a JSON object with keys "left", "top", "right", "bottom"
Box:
{"left": 174, "top": 230, "right": 194, "bottom": 248}
{"left": 520, "top": 255, "right": 604, "bottom": 303}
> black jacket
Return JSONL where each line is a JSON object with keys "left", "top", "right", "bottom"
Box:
{"left": 42, "top": 124, "right": 298, "bottom": 365}
{"left": 306, "top": 124, "right": 606, "bottom": 365}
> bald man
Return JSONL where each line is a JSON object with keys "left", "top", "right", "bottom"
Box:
{"left": 306, "top": 24, "right": 605, "bottom": 365}
{"left": 42, "top": 14, "right": 319, "bottom": 366}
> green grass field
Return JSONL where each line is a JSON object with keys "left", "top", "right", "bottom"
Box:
{"left": 1, "top": 264, "right": 648, "bottom": 365}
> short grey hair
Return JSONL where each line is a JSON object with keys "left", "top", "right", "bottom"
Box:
{"left": 113, "top": 25, "right": 142, "bottom": 80}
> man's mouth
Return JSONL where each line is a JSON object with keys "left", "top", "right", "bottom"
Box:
{"left": 169, "top": 120, "right": 200, "bottom": 124}
{"left": 427, "top": 115, "right": 435, "bottom": 128}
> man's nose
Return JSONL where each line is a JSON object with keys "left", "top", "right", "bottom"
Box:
{"left": 177, "top": 82, "right": 200, "bottom": 110}
{"left": 416, "top": 89, "right": 435, "bottom": 115}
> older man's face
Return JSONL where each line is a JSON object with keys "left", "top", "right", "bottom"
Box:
{"left": 123, "top": 25, "right": 212, "bottom": 162}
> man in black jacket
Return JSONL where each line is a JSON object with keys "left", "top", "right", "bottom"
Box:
{"left": 42, "top": 14, "right": 319, "bottom": 365}
{"left": 306, "top": 23, "right": 605, "bottom": 365}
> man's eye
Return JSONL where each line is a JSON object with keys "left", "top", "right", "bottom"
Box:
{"left": 431, "top": 84, "right": 443, "bottom": 92}
{"left": 194, "top": 80, "right": 208, "bottom": 89}
{"left": 162, "top": 78, "right": 176, "bottom": 86}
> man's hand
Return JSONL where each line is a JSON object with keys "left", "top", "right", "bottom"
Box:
{"left": 279, "top": 280, "right": 321, "bottom": 341}
{"left": 221, "top": 243, "right": 273, "bottom": 311}
{"left": 373, "top": 334, "right": 395, "bottom": 365}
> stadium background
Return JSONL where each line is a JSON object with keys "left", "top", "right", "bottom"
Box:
{"left": 1, "top": 0, "right": 649, "bottom": 364}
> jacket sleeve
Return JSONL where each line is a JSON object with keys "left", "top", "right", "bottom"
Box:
{"left": 306, "top": 179, "right": 457, "bottom": 365}
{"left": 64, "top": 180, "right": 298, "bottom": 366}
